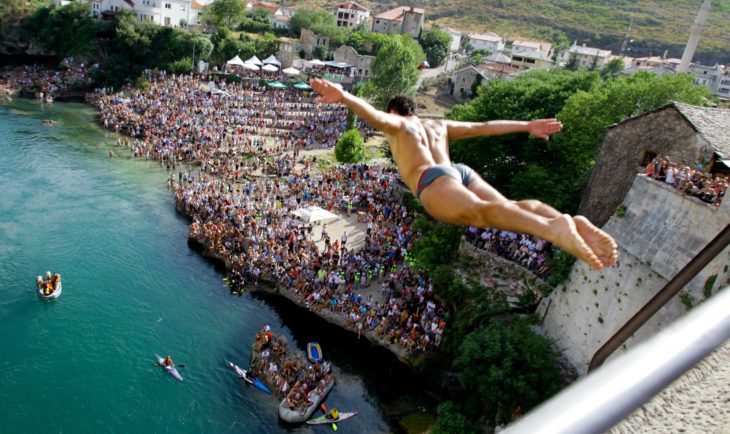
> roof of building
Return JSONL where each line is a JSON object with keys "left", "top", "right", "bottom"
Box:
{"left": 469, "top": 31, "right": 502, "bottom": 42}
{"left": 374, "top": 5, "right": 425, "bottom": 21}
{"left": 512, "top": 40, "right": 551, "bottom": 52}
{"left": 674, "top": 102, "right": 730, "bottom": 159}
{"left": 609, "top": 102, "right": 730, "bottom": 159}
{"left": 335, "top": 2, "right": 368, "bottom": 12}
{"left": 479, "top": 62, "right": 519, "bottom": 75}
{"left": 619, "top": 65, "right": 676, "bottom": 76}
{"left": 484, "top": 52, "right": 512, "bottom": 64}
{"left": 248, "top": 1, "right": 280, "bottom": 14}
{"left": 441, "top": 27, "right": 461, "bottom": 36}
{"left": 191, "top": 0, "right": 203, "bottom": 10}
{"left": 569, "top": 44, "right": 611, "bottom": 57}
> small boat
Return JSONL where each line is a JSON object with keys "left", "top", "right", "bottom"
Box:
{"left": 306, "top": 411, "right": 358, "bottom": 425}
{"left": 226, "top": 360, "right": 271, "bottom": 394}
{"left": 278, "top": 378, "right": 335, "bottom": 423}
{"left": 307, "top": 342, "right": 323, "bottom": 363}
{"left": 37, "top": 274, "right": 62, "bottom": 300}
{"left": 155, "top": 354, "right": 183, "bottom": 381}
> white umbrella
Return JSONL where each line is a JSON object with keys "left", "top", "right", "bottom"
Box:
{"left": 241, "top": 62, "right": 260, "bottom": 71}
{"left": 226, "top": 55, "right": 245, "bottom": 66}
{"left": 262, "top": 54, "right": 282, "bottom": 66}
{"left": 246, "top": 55, "right": 263, "bottom": 66}
{"left": 309, "top": 59, "right": 325, "bottom": 66}
{"left": 261, "top": 64, "right": 278, "bottom": 72}
{"left": 282, "top": 67, "right": 300, "bottom": 76}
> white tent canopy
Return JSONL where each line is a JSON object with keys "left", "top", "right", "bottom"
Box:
{"left": 241, "top": 62, "right": 260, "bottom": 71}
{"left": 291, "top": 206, "right": 339, "bottom": 223}
{"left": 226, "top": 55, "right": 245, "bottom": 66}
{"left": 309, "top": 59, "right": 325, "bottom": 66}
{"left": 282, "top": 67, "right": 300, "bottom": 76}
{"left": 246, "top": 55, "right": 263, "bottom": 66}
{"left": 261, "top": 64, "right": 278, "bottom": 72}
{"left": 262, "top": 54, "right": 282, "bottom": 66}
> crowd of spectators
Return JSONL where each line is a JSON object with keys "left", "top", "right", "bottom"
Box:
{"left": 178, "top": 163, "right": 447, "bottom": 355}
{"left": 87, "top": 73, "right": 374, "bottom": 164}
{"left": 0, "top": 58, "right": 95, "bottom": 99}
{"left": 466, "top": 227, "right": 553, "bottom": 282}
{"left": 645, "top": 157, "right": 727, "bottom": 206}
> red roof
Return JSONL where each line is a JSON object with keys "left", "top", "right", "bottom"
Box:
{"left": 191, "top": 0, "right": 203, "bottom": 10}
{"left": 375, "top": 6, "right": 424, "bottom": 21}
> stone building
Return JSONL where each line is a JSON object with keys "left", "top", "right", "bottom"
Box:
{"left": 333, "top": 45, "right": 374, "bottom": 82}
{"left": 578, "top": 101, "right": 730, "bottom": 226}
{"left": 539, "top": 173, "right": 730, "bottom": 374}
{"left": 371, "top": 6, "right": 425, "bottom": 38}
{"left": 450, "top": 63, "right": 518, "bottom": 102}
{"left": 558, "top": 41, "right": 611, "bottom": 69}
{"left": 300, "top": 28, "right": 331, "bottom": 59}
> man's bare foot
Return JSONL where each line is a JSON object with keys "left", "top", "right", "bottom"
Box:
{"left": 573, "top": 216, "right": 618, "bottom": 268}
{"left": 548, "top": 214, "right": 608, "bottom": 270}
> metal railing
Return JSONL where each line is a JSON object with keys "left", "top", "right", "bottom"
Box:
{"left": 502, "top": 284, "right": 730, "bottom": 434}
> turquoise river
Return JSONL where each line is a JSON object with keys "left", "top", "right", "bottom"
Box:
{"left": 0, "top": 100, "right": 396, "bottom": 433}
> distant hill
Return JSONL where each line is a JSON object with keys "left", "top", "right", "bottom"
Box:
{"left": 311, "top": 0, "right": 730, "bottom": 65}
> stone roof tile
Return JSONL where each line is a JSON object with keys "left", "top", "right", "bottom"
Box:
{"left": 673, "top": 102, "right": 730, "bottom": 159}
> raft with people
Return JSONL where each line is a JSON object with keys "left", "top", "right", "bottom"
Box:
{"left": 36, "top": 272, "right": 62, "bottom": 300}
{"left": 250, "top": 325, "right": 336, "bottom": 424}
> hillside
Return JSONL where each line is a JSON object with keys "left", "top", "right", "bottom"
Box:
{"left": 305, "top": 0, "right": 730, "bottom": 65}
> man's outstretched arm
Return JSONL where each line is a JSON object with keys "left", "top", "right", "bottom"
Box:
{"left": 445, "top": 118, "right": 563, "bottom": 140}
{"left": 309, "top": 78, "right": 402, "bottom": 135}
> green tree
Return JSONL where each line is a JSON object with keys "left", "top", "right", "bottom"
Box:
{"left": 432, "top": 402, "right": 477, "bottom": 434}
{"left": 420, "top": 28, "right": 451, "bottom": 67}
{"left": 411, "top": 215, "right": 463, "bottom": 268}
{"left": 240, "top": 8, "right": 272, "bottom": 33}
{"left": 24, "top": 3, "right": 103, "bottom": 58}
{"left": 313, "top": 44, "right": 328, "bottom": 61}
{"left": 208, "top": 0, "right": 243, "bottom": 28}
{"left": 455, "top": 319, "right": 561, "bottom": 423}
{"left": 335, "top": 129, "right": 367, "bottom": 163}
{"left": 600, "top": 57, "right": 625, "bottom": 79}
{"left": 289, "top": 8, "right": 335, "bottom": 37}
{"left": 366, "top": 35, "right": 422, "bottom": 109}
{"left": 168, "top": 57, "right": 194, "bottom": 74}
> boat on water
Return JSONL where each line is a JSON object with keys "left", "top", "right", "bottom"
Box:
{"left": 37, "top": 273, "right": 62, "bottom": 300}
{"left": 155, "top": 354, "right": 183, "bottom": 381}
{"left": 306, "top": 342, "right": 323, "bottom": 363}
{"left": 226, "top": 360, "right": 272, "bottom": 394}
{"left": 278, "top": 378, "right": 335, "bottom": 423}
{"left": 306, "top": 411, "right": 358, "bottom": 425}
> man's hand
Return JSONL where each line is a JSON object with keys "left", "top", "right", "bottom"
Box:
{"left": 527, "top": 118, "right": 563, "bottom": 140}
{"left": 309, "top": 77, "right": 345, "bottom": 104}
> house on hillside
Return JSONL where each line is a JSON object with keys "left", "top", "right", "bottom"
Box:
{"left": 333, "top": 2, "right": 369, "bottom": 28}
{"left": 246, "top": 1, "right": 295, "bottom": 30}
{"left": 578, "top": 101, "right": 730, "bottom": 225}
{"left": 511, "top": 40, "right": 552, "bottom": 58}
{"left": 333, "top": 45, "right": 374, "bottom": 82}
{"left": 86, "top": 0, "right": 203, "bottom": 26}
{"left": 466, "top": 32, "right": 505, "bottom": 54}
{"left": 441, "top": 27, "right": 462, "bottom": 52}
{"left": 558, "top": 41, "right": 611, "bottom": 69}
{"left": 371, "top": 6, "right": 425, "bottom": 38}
{"left": 510, "top": 51, "right": 553, "bottom": 71}
{"left": 450, "top": 63, "right": 518, "bottom": 102}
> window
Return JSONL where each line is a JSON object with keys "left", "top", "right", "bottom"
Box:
{"left": 720, "top": 88, "right": 729, "bottom": 94}
{"left": 164, "top": 3, "right": 171, "bottom": 8}
{"left": 165, "top": 16, "right": 171, "bottom": 25}
{"left": 180, "top": 5, "right": 185, "bottom": 11}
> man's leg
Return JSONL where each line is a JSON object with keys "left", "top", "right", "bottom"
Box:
{"left": 418, "top": 177, "right": 617, "bottom": 270}
{"left": 466, "top": 174, "right": 561, "bottom": 219}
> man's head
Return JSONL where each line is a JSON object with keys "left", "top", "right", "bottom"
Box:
{"left": 387, "top": 95, "right": 416, "bottom": 116}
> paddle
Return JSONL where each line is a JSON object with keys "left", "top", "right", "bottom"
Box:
{"left": 320, "top": 404, "right": 338, "bottom": 431}
{"left": 153, "top": 363, "right": 185, "bottom": 368}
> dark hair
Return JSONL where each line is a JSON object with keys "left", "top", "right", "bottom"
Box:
{"left": 386, "top": 95, "right": 416, "bottom": 116}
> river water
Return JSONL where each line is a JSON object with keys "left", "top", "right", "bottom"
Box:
{"left": 0, "top": 100, "right": 395, "bottom": 433}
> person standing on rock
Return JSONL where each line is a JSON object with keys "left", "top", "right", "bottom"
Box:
{"left": 310, "top": 77, "right": 618, "bottom": 270}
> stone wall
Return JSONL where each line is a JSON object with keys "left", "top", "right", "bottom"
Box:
{"left": 539, "top": 174, "right": 730, "bottom": 374}
{"left": 578, "top": 105, "right": 715, "bottom": 226}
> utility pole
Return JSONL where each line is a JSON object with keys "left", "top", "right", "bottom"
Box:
{"left": 619, "top": 17, "right": 633, "bottom": 57}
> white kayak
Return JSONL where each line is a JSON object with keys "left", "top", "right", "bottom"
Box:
{"left": 155, "top": 354, "right": 183, "bottom": 381}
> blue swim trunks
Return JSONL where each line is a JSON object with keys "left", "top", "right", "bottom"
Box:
{"left": 416, "top": 163, "right": 474, "bottom": 199}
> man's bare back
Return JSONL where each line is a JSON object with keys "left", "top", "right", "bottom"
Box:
{"left": 309, "top": 77, "right": 618, "bottom": 270}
